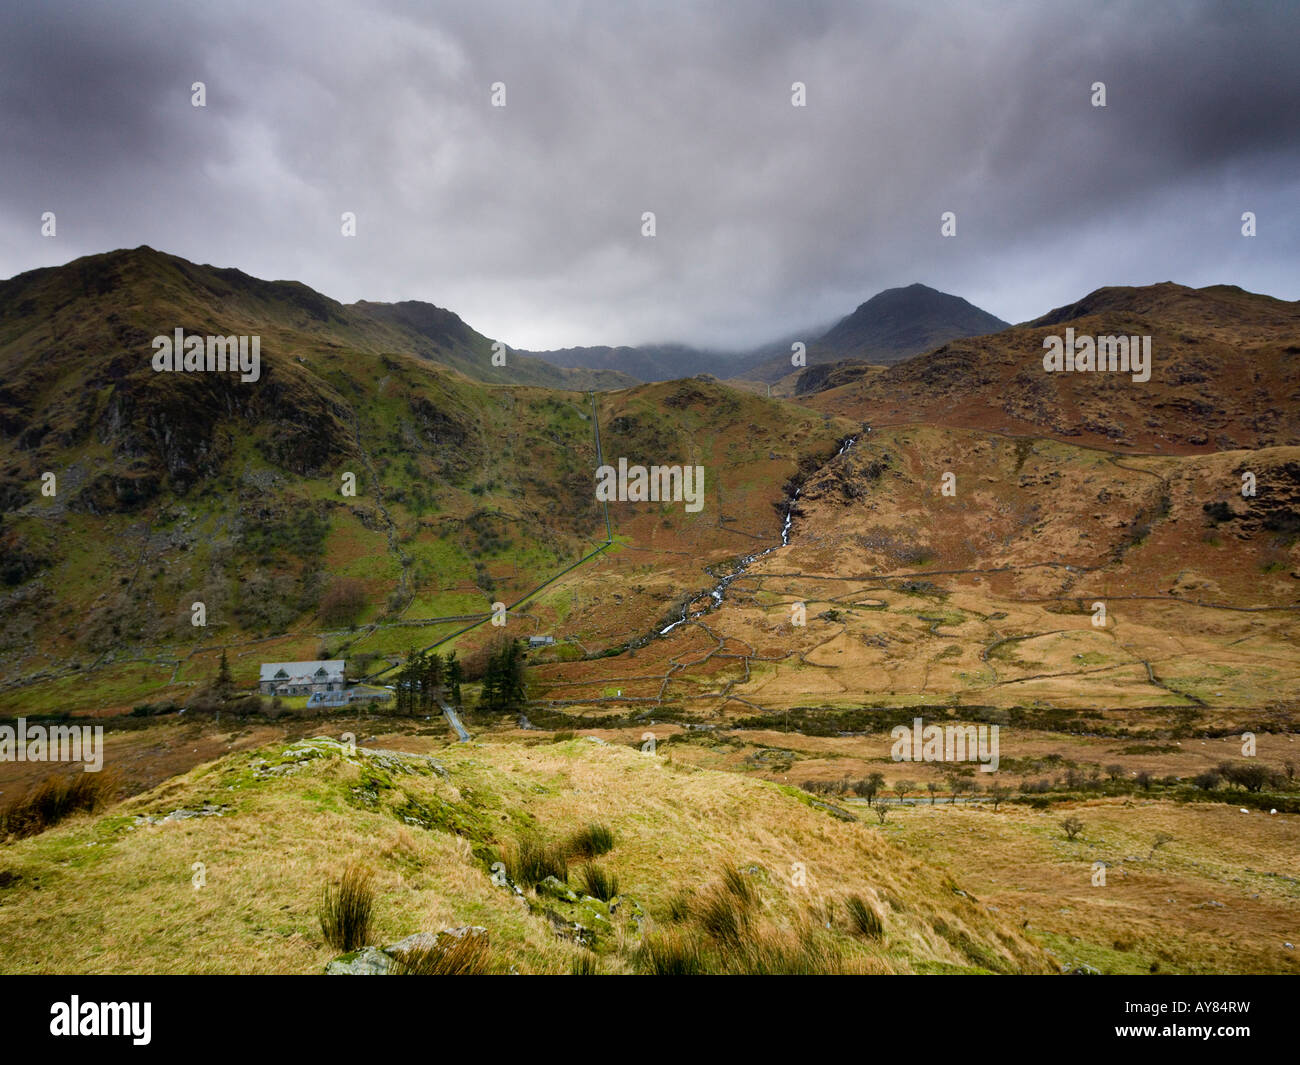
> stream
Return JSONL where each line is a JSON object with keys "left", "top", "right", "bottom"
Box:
{"left": 658, "top": 431, "right": 864, "bottom": 636}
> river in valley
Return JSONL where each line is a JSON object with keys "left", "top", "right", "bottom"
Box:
{"left": 658, "top": 431, "right": 864, "bottom": 636}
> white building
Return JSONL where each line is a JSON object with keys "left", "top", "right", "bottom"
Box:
{"left": 259, "top": 660, "right": 345, "bottom": 696}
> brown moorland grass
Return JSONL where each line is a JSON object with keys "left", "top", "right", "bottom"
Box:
{"left": 0, "top": 734, "right": 1048, "bottom": 975}
{"left": 0, "top": 769, "right": 117, "bottom": 840}
{"left": 389, "top": 930, "right": 491, "bottom": 975}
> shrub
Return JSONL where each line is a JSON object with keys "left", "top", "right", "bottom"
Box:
{"left": 566, "top": 822, "right": 615, "bottom": 860}
{"left": 844, "top": 894, "right": 885, "bottom": 939}
{"left": 1060, "top": 815, "right": 1084, "bottom": 841}
{"left": 1219, "top": 761, "right": 1279, "bottom": 793}
{"left": 319, "top": 863, "right": 374, "bottom": 952}
{"left": 1149, "top": 832, "right": 1174, "bottom": 859}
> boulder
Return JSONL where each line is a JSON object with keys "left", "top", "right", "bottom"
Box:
{"left": 536, "top": 876, "right": 579, "bottom": 903}
{"left": 325, "top": 946, "right": 392, "bottom": 976}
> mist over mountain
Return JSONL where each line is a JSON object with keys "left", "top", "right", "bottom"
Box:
{"left": 524, "top": 284, "right": 1008, "bottom": 383}
{"left": 513, "top": 342, "right": 730, "bottom": 383}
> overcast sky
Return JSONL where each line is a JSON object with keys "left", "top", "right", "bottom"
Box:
{"left": 1, "top": 0, "right": 1297, "bottom": 350}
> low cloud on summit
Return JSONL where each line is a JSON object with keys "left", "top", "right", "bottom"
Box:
{"left": 2, "top": 0, "right": 1297, "bottom": 349}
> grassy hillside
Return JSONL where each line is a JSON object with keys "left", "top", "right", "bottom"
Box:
{"left": 0, "top": 250, "right": 854, "bottom": 714}
{"left": 0, "top": 733, "right": 1050, "bottom": 975}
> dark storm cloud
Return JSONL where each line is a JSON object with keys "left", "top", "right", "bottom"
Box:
{"left": 1, "top": 0, "right": 1297, "bottom": 350}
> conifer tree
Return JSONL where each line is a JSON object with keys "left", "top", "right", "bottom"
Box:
{"left": 215, "top": 649, "right": 234, "bottom": 702}
{"left": 445, "top": 651, "right": 462, "bottom": 706}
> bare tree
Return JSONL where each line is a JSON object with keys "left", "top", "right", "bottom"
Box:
{"left": 945, "top": 773, "right": 960, "bottom": 803}
{"left": 1060, "top": 815, "right": 1084, "bottom": 841}
{"left": 320, "top": 578, "right": 367, "bottom": 628}
{"left": 948, "top": 774, "right": 971, "bottom": 803}
{"left": 926, "top": 780, "right": 939, "bottom": 805}
{"left": 857, "top": 771, "right": 886, "bottom": 806}
{"left": 989, "top": 782, "right": 1009, "bottom": 811}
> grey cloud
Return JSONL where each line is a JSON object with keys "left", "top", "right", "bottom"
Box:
{"left": 1, "top": 0, "right": 1296, "bottom": 350}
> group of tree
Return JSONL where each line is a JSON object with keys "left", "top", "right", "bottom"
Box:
{"left": 479, "top": 636, "right": 526, "bottom": 712}
{"left": 393, "top": 648, "right": 462, "bottom": 714}
{"left": 1194, "top": 760, "right": 1289, "bottom": 793}
{"left": 802, "top": 770, "right": 1009, "bottom": 808}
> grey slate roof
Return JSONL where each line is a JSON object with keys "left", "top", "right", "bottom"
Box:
{"left": 259, "top": 660, "right": 345, "bottom": 683}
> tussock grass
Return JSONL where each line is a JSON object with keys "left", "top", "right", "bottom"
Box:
{"left": 665, "top": 891, "right": 693, "bottom": 923}
{"left": 694, "top": 865, "right": 759, "bottom": 945}
{"left": 505, "top": 833, "right": 569, "bottom": 888}
{"left": 566, "top": 822, "right": 615, "bottom": 860}
{"left": 569, "top": 950, "right": 600, "bottom": 975}
{"left": 727, "top": 923, "right": 870, "bottom": 975}
{"left": 0, "top": 771, "right": 116, "bottom": 839}
{"left": 642, "top": 864, "right": 890, "bottom": 974}
{"left": 697, "top": 886, "right": 752, "bottom": 944}
{"left": 636, "top": 918, "right": 883, "bottom": 975}
{"left": 720, "top": 862, "right": 758, "bottom": 906}
{"left": 578, "top": 863, "right": 619, "bottom": 901}
{"left": 319, "top": 862, "right": 374, "bottom": 952}
{"left": 844, "top": 894, "right": 885, "bottom": 939}
{"left": 634, "top": 928, "right": 706, "bottom": 975}
{"left": 390, "top": 931, "right": 491, "bottom": 975}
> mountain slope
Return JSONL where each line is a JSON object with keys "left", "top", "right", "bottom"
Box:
{"left": 741, "top": 283, "right": 1008, "bottom": 382}
{"left": 0, "top": 248, "right": 854, "bottom": 712}
{"left": 817, "top": 283, "right": 1010, "bottom": 364}
{"left": 0, "top": 246, "right": 632, "bottom": 400}
{"left": 803, "top": 282, "right": 1300, "bottom": 453}
{"left": 515, "top": 342, "right": 719, "bottom": 382}
{"left": 354, "top": 300, "right": 635, "bottom": 390}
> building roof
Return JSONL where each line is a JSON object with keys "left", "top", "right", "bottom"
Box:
{"left": 259, "top": 660, "right": 345, "bottom": 682}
